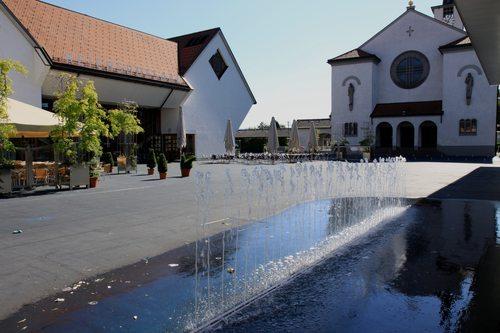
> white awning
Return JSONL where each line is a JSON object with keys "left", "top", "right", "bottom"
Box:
{"left": 7, "top": 98, "right": 61, "bottom": 138}
{"left": 455, "top": 0, "right": 500, "bottom": 84}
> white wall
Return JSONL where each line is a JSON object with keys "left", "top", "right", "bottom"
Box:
{"left": 362, "top": 10, "right": 465, "bottom": 104}
{"left": 331, "top": 61, "right": 376, "bottom": 144}
{"left": 441, "top": 49, "right": 497, "bottom": 154}
{"left": 0, "top": 8, "right": 49, "bottom": 107}
{"left": 175, "top": 32, "right": 255, "bottom": 157}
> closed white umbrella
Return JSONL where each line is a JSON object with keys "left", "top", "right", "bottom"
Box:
{"left": 224, "top": 119, "right": 235, "bottom": 156}
{"left": 176, "top": 108, "right": 186, "bottom": 151}
{"left": 308, "top": 121, "right": 319, "bottom": 152}
{"left": 267, "top": 117, "right": 279, "bottom": 154}
{"left": 289, "top": 120, "right": 300, "bottom": 152}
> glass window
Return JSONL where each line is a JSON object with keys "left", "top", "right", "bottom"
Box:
{"left": 443, "top": 6, "right": 454, "bottom": 19}
{"left": 390, "top": 51, "right": 430, "bottom": 89}
{"left": 344, "top": 122, "right": 358, "bottom": 137}
{"left": 459, "top": 119, "right": 477, "bottom": 136}
{"left": 209, "top": 50, "right": 228, "bottom": 80}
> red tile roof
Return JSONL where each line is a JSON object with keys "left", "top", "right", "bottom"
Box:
{"left": 4, "top": 0, "right": 188, "bottom": 88}
{"left": 327, "top": 49, "right": 381, "bottom": 65}
{"left": 169, "top": 28, "right": 220, "bottom": 76}
{"left": 371, "top": 101, "right": 443, "bottom": 118}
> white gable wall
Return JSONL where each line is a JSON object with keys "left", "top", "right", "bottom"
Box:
{"left": 331, "top": 61, "right": 377, "bottom": 144}
{"left": 329, "top": 9, "right": 497, "bottom": 156}
{"left": 362, "top": 10, "right": 465, "bottom": 104}
{"left": 175, "top": 32, "right": 255, "bottom": 157}
{"left": 441, "top": 49, "right": 497, "bottom": 155}
{"left": 0, "top": 7, "right": 49, "bottom": 107}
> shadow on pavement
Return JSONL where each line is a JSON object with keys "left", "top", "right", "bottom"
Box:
{"left": 428, "top": 167, "right": 500, "bottom": 201}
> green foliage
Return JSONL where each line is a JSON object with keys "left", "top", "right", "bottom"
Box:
{"left": 146, "top": 148, "right": 157, "bottom": 169}
{"left": 108, "top": 101, "right": 143, "bottom": 138}
{"left": 128, "top": 143, "right": 137, "bottom": 169}
{"left": 89, "top": 157, "right": 101, "bottom": 178}
{"left": 180, "top": 154, "right": 196, "bottom": 170}
{"left": 0, "top": 59, "right": 27, "bottom": 168}
{"left": 103, "top": 152, "right": 114, "bottom": 166}
{"left": 51, "top": 75, "right": 109, "bottom": 166}
{"left": 157, "top": 153, "right": 168, "bottom": 173}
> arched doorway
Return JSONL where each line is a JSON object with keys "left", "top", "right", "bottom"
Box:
{"left": 376, "top": 122, "right": 393, "bottom": 148}
{"left": 420, "top": 121, "right": 437, "bottom": 148}
{"left": 397, "top": 121, "right": 414, "bottom": 149}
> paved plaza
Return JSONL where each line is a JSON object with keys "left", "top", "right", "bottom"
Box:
{"left": 1, "top": 161, "right": 500, "bottom": 320}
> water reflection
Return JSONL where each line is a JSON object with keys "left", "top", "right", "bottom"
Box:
{"left": 221, "top": 200, "right": 499, "bottom": 332}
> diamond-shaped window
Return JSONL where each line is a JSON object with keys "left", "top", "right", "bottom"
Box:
{"left": 209, "top": 50, "right": 228, "bottom": 80}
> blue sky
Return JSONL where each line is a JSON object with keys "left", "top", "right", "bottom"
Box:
{"left": 45, "top": 0, "right": 435, "bottom": 128}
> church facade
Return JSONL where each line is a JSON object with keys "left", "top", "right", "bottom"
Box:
{"left": 328, "top": 0, "right": 498, "bottom": 157}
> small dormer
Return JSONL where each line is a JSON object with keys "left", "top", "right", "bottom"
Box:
{"left": 431, "top": 0, "right": 464, "bottom": 30}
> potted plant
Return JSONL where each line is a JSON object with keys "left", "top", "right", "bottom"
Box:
{"left": 157, "top": 153, "right": 168, "bottom": 179}
{"left": 180, "top": 154, "right": 196, "bottom": 177}
{"left": 102, "top": 152, "right": 114, "bottom": 173}
{"left": 147, "top": 148, "right": 156, "bottom": 175}
{"left": 89, "top": 157, "right": 100, "bottom": 188}
{"left": 51, "top": 75, "right": 109, "bottom": 189}
{"left": 359, "top": 137, "right": 373, "bottom": 161}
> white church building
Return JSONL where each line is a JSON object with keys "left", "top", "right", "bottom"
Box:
{"left": 328, "top": 0, "right": 498, "bottom": 157}
{"left": 0, "top": 0, "right": 255, "bottom": 160}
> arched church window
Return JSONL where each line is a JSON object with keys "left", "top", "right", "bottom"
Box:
{"left": 459, "top": 119, "right": 477, "bottom": 136}
{"left": 390, "top": 51, "right": 430, "bottom": 89}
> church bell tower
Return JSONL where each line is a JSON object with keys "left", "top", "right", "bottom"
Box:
{"left": 431, "top": 0, "right": 465, "bottom": 30}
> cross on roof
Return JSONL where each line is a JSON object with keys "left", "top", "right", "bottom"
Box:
{"left": 406, "top": 26, "right": 415, "bottom": 37}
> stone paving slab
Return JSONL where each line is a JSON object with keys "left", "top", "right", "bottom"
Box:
{"left": 0, "top": 161, "right": 498, "bottom": 319}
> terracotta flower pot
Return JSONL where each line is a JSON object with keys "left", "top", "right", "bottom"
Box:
{"left": 148, "top": 168, "right": 154, "bottom": 175}
{"left": 181, "top": 168, "right": 191, "bottom": 177}
{"left": 89, "top": 176, "right": 99, "bottom": 188}
{"left": 159, "top": 172, "right": 167, "bottom": 180}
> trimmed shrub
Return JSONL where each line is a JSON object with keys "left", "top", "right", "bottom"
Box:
{"left": 157, "top": 153, "right": 168, "bottom": 174}
{"left": 147, "top": 148, "right": 157, "bottom": 169}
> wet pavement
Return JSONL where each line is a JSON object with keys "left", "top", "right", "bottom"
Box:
{"left": 1, "top": 198, "right": 499, "bottom": 332}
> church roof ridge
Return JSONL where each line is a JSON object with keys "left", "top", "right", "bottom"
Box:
{"left": 358, "top": 6, "right": 466, "bottom": 50}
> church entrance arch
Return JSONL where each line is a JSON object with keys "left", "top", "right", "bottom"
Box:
{"left": 376, "top": 122, "right": 393, "bottom": 148}
{"left": 419, "top": 121, "right": 437, "bottom": 148}
{"left": 397, "top": 121, "right": 414, "bottom": 149}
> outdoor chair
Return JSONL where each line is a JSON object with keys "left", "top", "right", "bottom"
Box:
{"left": 34, "top": 168, "right": 49, "bottom": 186}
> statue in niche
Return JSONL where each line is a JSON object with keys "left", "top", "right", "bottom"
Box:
{"left": 465, "top": 73, "right": 474, "bottom": 105}
{"left": 348, "top": 83, "right": 355, "bottom": 111}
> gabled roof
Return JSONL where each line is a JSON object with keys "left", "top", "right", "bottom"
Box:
{"left": 327, "top": 49, "right": 381, "bottom": 65}
{"left": 3, "top": 0, "right": 189, "bottom": 89}
{"left": 370, "top": 100, "right": 443, "bottom": 118}
{"left": 359, "top": 7, "right": 466, "bottom": 49}
{"left": 439, "top": 36, "right": 472, "bottom": 52}
{"left": 171, "top": 28, "right": 257, "bottom": 104}
{"left": 169, "top": 28, "right": 220, "bottom": 76}
{"left": 0, "top": 1, "right": 51, "bottom": 64}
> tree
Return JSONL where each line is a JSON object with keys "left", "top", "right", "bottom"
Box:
{"left": 108, "top": 101, "right": 143, "bottom": 138}
{"left": 0, "top": 59, "right": 27, "bottom": 168}
{"left": 51, "top": 75, "right": 109, "bottom": 165}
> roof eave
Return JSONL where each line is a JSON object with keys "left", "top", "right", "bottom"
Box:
{"left": 327, "top": 56, "right": 381, "bottom": 66}
{"left": 439, "top": 44, "right": 473, "bottom": 54}
{"left": 51, "top": 62, "right": 192, "bottom": 91}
